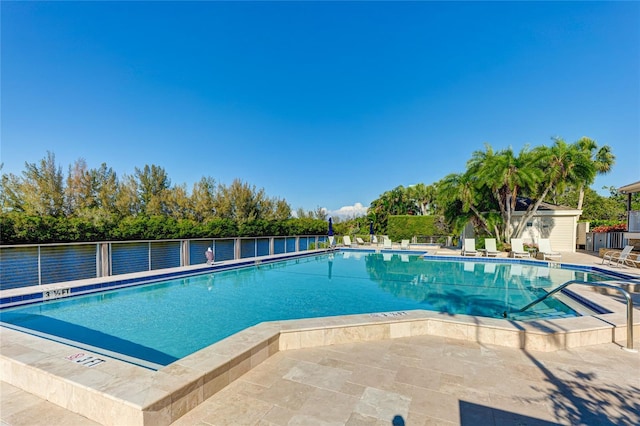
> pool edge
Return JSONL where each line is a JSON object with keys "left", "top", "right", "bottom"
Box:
{"left": 2, "top": 305, "right": 638, "bottom": 426}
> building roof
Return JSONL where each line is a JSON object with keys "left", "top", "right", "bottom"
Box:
{"left": 618, "top": 180, "right": 640, "bottom": 194}
{"left": 514, "top": 197, "right": 574, "bottom": 211}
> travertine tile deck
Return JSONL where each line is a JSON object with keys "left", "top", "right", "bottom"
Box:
{"left": 3, "top": 334, "right": 638, "bottom": 425}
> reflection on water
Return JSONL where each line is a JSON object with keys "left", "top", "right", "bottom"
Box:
{"left": 362, "top": 253, "right": 611, "bottom": 318}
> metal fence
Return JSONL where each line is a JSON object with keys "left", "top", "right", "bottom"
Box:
{"left": 585, "top": 232, "right": 627, "bottom": 252}
{"left": 0, "top": 235, "right": 330, "bottom": 291}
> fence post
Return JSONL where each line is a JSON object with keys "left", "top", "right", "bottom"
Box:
{"left": 234, "top": 238, "right": 241, "bottom": 260}
{"left": 37, "top": 246, "right": 42, "bottom": 286}
{"left": 181, "top": 240, "right": 190, "bottom": 266}
{"left": 98, "top": 243, "right": 111, "bottom": 277}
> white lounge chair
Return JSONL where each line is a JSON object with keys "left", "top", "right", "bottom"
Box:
{"left": 328, "top": 236, "right": 335, "bottom": 247}
{"left": 383, "top": 237, "right": 393, "bottom": 249}
{"left": 343, "top": 236, "right": 352, "bottom": 247}
{"left": 537, "top": 239, "right": 561, "bottom": 260}
{"left": 602, "top": 245, "right": 639, "bottom": 267}
{"left": 371, "top": 235, "right": 378, "bottom": 246}
{"left": 400, "top": 239, "right": 410, "bottom": 250}
{"left": 356, "top": 237, "right": 365, "bottom": 245}
{"left": 462, "top": 239, "right": 479, "bottom": 256}
{"left": 510, "top": 239, "right": 531, "bottom": 258}
{"left": 483, "top": 239, "right": 500, "bottom": 257}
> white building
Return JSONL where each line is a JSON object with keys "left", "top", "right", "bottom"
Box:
{"left": 619, "top": 180, "right": 640, "bottom": 248}
{"left": 510, "top": 199, "right": 582, "bottom": 252}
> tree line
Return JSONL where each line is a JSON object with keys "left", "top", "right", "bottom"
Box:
{"left": 2, "top": 137, "right": 635, "bottom": 245}
{"left": 0, "top": 152, "right": 332, "bottom": 243}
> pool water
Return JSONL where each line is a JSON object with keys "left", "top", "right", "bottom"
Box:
{"left": 0, "top": 252, "right": 615, "bottom": 367}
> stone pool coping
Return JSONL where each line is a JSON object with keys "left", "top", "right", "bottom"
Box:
{"left": 1, "top": 250, "right": 639, "bottom": 425}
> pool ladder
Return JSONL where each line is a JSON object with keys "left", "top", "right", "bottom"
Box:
{"left": 516, "top": 279, "right": 636, "bottom": 352}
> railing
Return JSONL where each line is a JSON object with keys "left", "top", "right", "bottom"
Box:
{"left": 629, "top": 210, "right": 640, "bottom": 233}
{"left": 586, "top": 232, "right": 626, "bottom": 251}
{"left": 0, "top": 235, "right": 330, "bottom": 291}
{"left": 412, "top": 235, "right": 452, "bottom": 245}
{"left": 516, "top": 279, "right": 635, "bottom": 351}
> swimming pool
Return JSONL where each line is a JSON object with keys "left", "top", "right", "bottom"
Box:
{"left": 0, "top": 251, "right": 618, "bottom": 368}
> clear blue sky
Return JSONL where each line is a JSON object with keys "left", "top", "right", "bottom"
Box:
{"left": 2, "top": 1, "right": 639, "bottom": 218}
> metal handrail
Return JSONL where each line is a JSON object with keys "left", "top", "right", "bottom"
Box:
{"left": 517, "top": 279, "right": 635, "bottom": 351}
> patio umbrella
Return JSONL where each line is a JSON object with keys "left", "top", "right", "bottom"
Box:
{"left": 369, "top": 221, "right": 374, "bottom": 242}
{"left": 328, "top": 218, "right": 334, "bottom": 236}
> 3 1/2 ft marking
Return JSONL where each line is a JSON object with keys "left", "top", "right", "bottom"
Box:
{"left": 43, "top": 288, "right": 71, "bottom": 300}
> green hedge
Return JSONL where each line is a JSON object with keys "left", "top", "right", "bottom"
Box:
{"left": 387, "top": 215, "right": 439, "bottom": 241}
{"left": 0, "top": 212, "right": 330, "bottom": 244}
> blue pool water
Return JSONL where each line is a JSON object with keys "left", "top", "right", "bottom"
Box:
{"left": 0, "top": 252, "right": 616, "bottom": 368}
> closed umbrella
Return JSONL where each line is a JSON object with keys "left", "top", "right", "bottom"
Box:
{"left": 369, "top": 221, "right": 374, "bottom": 243}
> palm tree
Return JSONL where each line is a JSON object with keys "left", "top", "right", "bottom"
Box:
{"left": 574, "top": 137, "right": 615, "bottom": 210}
{"left": 511, "top": 138, "right": 595, "bottom": 238}
{"left": 439, "top": 172, "right": 494, "bottom": 237}
{"left": 467, "top": 144, "right": 542, "bottom": 243}
{"left": 407, "top": 183, "right": 436, "bottom": 215}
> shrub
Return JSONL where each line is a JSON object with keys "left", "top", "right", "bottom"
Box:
{"left": 591, "top": 223, "right": 627, "bottom": 233}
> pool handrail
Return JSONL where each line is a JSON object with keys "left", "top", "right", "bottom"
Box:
{"left": 516, "top": 279, "right": 636, "bottom": 351}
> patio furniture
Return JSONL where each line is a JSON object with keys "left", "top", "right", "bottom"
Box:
{"left": 510, "top": 239, "right": 531, "bottom": 258}
{"left": 483, "top": 239, "right": 500, "bottom": 257}
{"left": 537, "top": 239, "right": 562, "bottom": 261}
{"left": 602, "top": 245, "right": 640, "bottom": 267}
{"left": 383, "top": 237, "right": 393, "bottom": 249}
{"left": 461, "top": 238, "right": 479, "bottom": 256}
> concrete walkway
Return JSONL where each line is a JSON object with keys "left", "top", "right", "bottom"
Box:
{"left": 2, "top": 249, "right": 639, "bottom": 426}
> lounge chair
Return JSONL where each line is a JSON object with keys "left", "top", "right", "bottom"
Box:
{"left": 510, "top": 239, "right": 531, "bottom": 258}
{"left": 356, "top": 237, "right": 365, "bottom": 245}
{"left": 383, "top": 237, "right": 393, "bottom": 249}
{"left": 371, "top": 235, "right": 378, "bottom": 246}
{"left": 602, "top": 245, "right": 640, "bottom": 267}
{"left": 343, "top": 236, "right": 352, "bottom": 247}
{"left": 483, "top": 238, "right": 500, "bottom": 257}
{"left": 328, "top": 236, "right": 335, "bottom": 248}
{"left": 537, "top": 239, "right": 561, "bottom": 261}
{"left": 461, "top": 238, "right": 479, "bottom": 256}
{"left": 400, "top": 239, "right": 410, "bottom": 250}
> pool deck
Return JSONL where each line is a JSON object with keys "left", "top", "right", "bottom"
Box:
{"left": 2, "top": 249, "right": 639, "bottom": 426}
